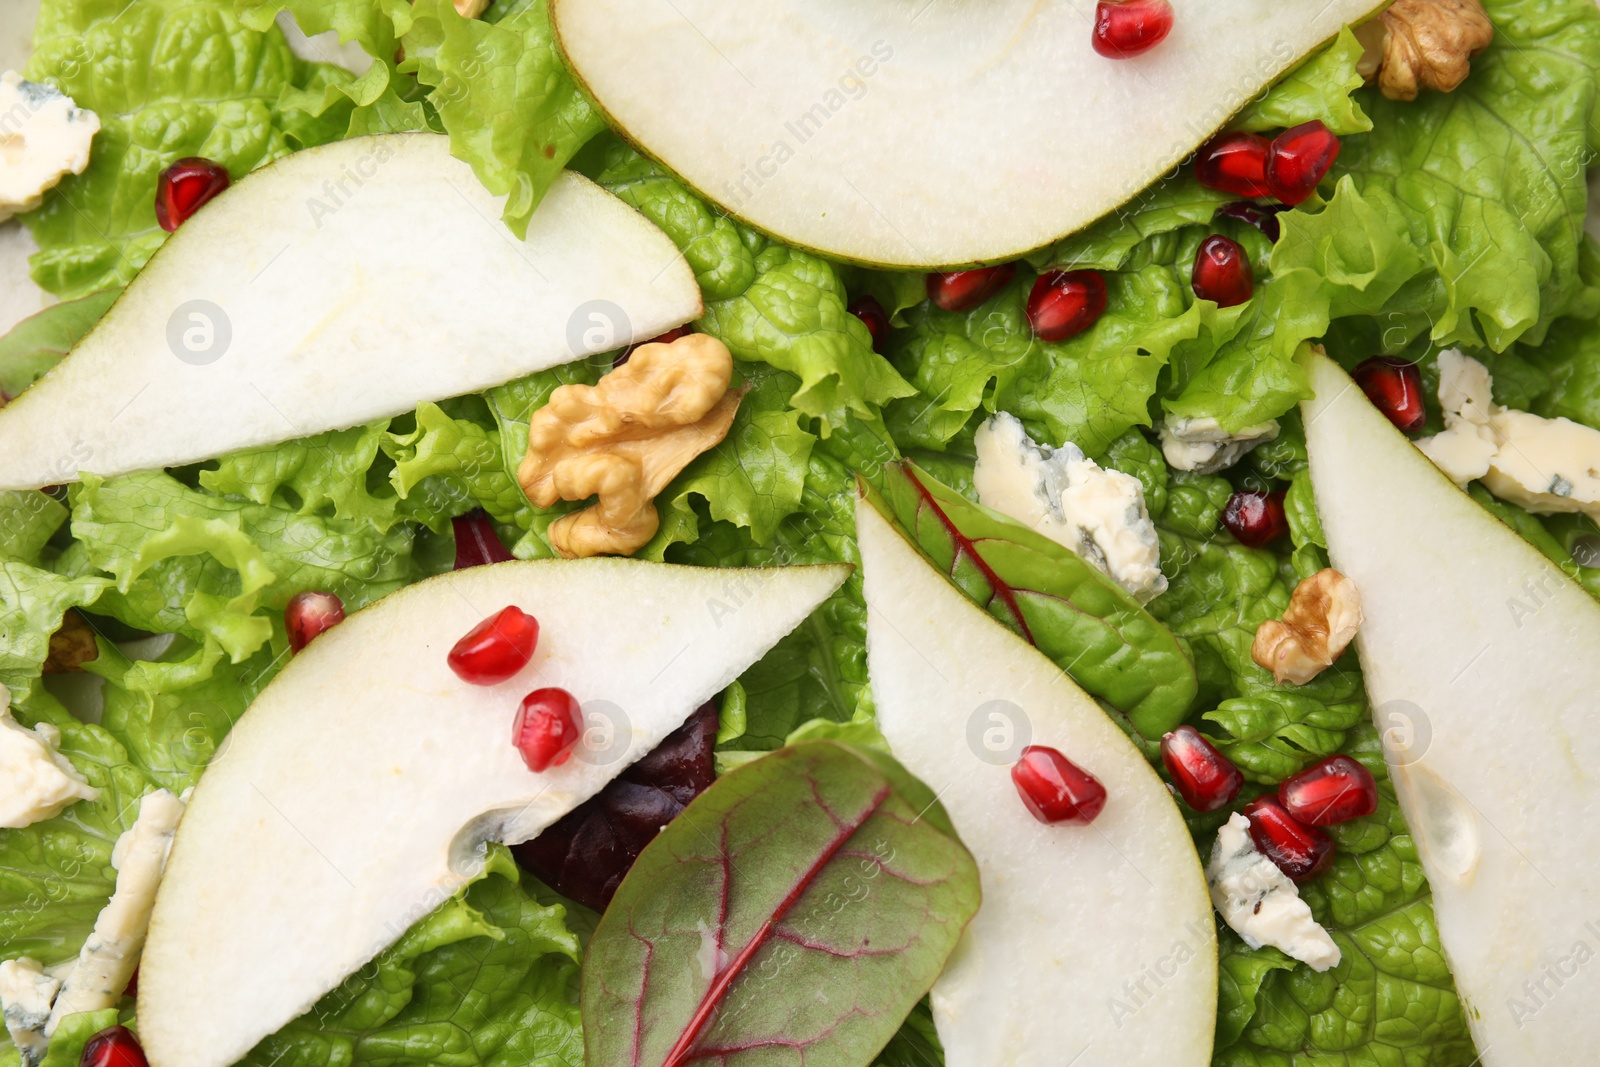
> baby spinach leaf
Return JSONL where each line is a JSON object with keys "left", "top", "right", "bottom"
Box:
{"left": 869, "top": 461, "right": 1198, "bottom": 737}
{"left": 583, "top": 741, "right": 979, "bottom": 1067}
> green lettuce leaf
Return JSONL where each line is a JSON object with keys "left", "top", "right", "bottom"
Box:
{"left": 401, "top": 0, "right": 606, "bottom": 238}
{"left": 596, "top": 143, "right": 913, "bottom": 433}
{"left": 0, "top": 562, "right": 109, "bottom": 699}
{"left": 1215, "top": 729, "right": 1475, "bottom": 1065}
{"left": 1273, "top": 0, "right": 1600, "bottom": 358}
{"left": 888, "top": 265, "right": 1234, "bottom": 456}
{"left": 0, "top": 289, "right": 119, "bottom": 401}
{"left": 67, "top": 470, "right": 420, "bottom": 661}
{"left": 22, "top": 0, "right": 355, "bottom": 298}
{"left": 89, "top": 637, "right": 279, "bottom": 793}
{"left": 36, "top": 1010, "right": 122, "bottom": 1067}
{"left": 202, "top": 422, "right": 401, "bottom": 531}
{"left": 1230, "top": 27, "right": 1373, "bottom": 137}
{"left": 0, "top": 493, "right": 69, "bottom": 567}
{"left": 0, "top": 689, "right": 154, "bottom": 969}
{"left": 236, "top": 0, "right": 429, "bottom": 136}
{"left": 241, "top": 846, "right": 586, "bottom": 1067}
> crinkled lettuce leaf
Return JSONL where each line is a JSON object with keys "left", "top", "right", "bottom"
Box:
{"left": 0, "top": 561, "right": 109, "bottom": 699}
{"left": 1230, "top": 26, "right": 1373, "bottom": 137}
{"left": 596, "top": 142, "right": 914, "bottom": 433}
{"left": 240, "top": 846, "right": 585, "bottom": 1067}
{"left": 66, "top": 470, "right": 421, "bottom": 661}
{"left": 236, "top": 0, "right": 429, "bottom": 135}
{"left": 1215, "top": 730, "right": 1474, "bottom": 1065}
{"left": 0, "top": 689, "right": 153, "bottom": 969}
{"left": 400, "top": 0, "right": 606, "bottom": 238}
{"left": 22, "top": 0, "right": 358, "bottom": 298}
{"left": 0, "top": 493, "right": 69, "bottom": 567}
{"left": 1275, "top": 0, "right": 1600, "bottom": 357}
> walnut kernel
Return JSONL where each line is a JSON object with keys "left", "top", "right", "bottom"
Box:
{"left": 1361, "top": 0, "right": 1494, "bottom": 102}
{"left": 1252, "top": 568, "right": 1363, "bottom": 686}
{"left": 517, "top": 333, "right": 743, "bottom": 558}
{"left": 43, "top": 610, "right": 98, "bottom": 674}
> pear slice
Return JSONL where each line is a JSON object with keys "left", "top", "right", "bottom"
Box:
{"left": 1302, "top": 350, "right": 1600, "bottom": 1063}
{"left": 139, "top": 558, "right": 849, "bottom": 1067}
{"left": 856, "top": 494, "right": 1216, "bottom": 1067}
{"left": 0, "top": 133, "right": 701, "bottom": 491}
{"left": 551, "top": 0, "right": 1383, "bottom": 269}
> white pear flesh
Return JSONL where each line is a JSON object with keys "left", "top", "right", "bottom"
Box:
{"left": 139, "top": 558, "right": 849, "bottom": 1067}
{"left": 0, "top": 133, "right": 701, "bottom": 490}
{"left": 1302, "top": 351, "right": 1600, "bottom": 1064}
{"left": 856, "top": 498, "right": 1216, "bottom": 1067}
{"left": 552, "top": 0, "right": 1384, "bottom": 269}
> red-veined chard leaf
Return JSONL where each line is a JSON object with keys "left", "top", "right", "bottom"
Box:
{"left": 581, "top": 740, "right": 979, "bottom": 1067}
{"left": 868, "top": 461, "right": 1197, "bottom": 738}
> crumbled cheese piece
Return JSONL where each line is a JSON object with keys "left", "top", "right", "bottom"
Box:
{"left": 1206, "top": 813, "right": 1341, "bottom": 972}
{"left": 1158, "top": 415, "right": 1280, "bottom": 474}
{"left": 1, "top": 958, "right": 59, "bottom": 1067}
{"left": 973, "top": 412, "right": 1166, "bottom": 602}
{"left": 0, "top": 71, "right": 99, "bottom": 224}
{"left": 1417, "top": 350, "right": 1600, "bottom": 519}
{"left": 0, "top": 685, "right": 99, "bottom": 829}
{"left": 45, "top": 789, "right": 185, "bottom": 1034}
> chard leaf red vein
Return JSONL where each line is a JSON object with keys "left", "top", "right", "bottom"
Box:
{"left": 582, "top": 741, "right": 980, "bottom": 1067}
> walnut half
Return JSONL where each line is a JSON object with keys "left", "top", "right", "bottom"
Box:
{"left": 1356, "top": 0, "right": 1494, "bottom": 101}
{"left": 43, "top": 610, "right": 98, "bottom": 674}
{"left": 517, "top": 333, "right": 744, "bottom": 558}
{"left": 1252, "top": 569, "right": 1363, "bottom": 686}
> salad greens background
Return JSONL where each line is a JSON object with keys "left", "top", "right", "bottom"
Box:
{"left": 4, "top": 0, "right": 1600, "bottom": 1063}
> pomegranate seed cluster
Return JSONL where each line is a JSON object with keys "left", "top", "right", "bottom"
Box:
{"left": 445, "top": 605, "right": 583, "bottom": 772}
{"left": 1162, "top": 725, "right": 1379, "bottom": 882}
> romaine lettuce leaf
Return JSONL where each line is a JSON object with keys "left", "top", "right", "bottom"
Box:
{"left": 202, "top": 422, "right": 401, "bottom": 531}
{"left": 0, "top": 561, "right": 108, "bottom": 699}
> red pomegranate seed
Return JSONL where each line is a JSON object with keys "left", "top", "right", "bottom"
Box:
{"left": 79, "top": 1025, "right": 149, "bottom": 1067}
{"left": 514, "top": 687, "right": 584, "bottom": 772}
{"left": 1280, "top": 755, "right": 1379, "bottom": 826}
{"left": 154, "top": 158, "right": 230, "bottom": 232}
{"left": 448, "top": 606, "right": 540, "bottom": 686}
{"left": 1266, "top": 121, "right": 1341, "bottom": 206}
{"left": 1091, "top": 0, "right": 1175, "bottom": 58}
{"left": 452, "top": 510, "right": 515, "bottom": 569}
{"left": 1195, "top": 133, "right": 1273, "bottom": 199}
{"left": 1160, "top": 726, "right": 1244, "bottom": 812}
{"left": 1215, "top": 200, "right": 1290, "bottom": 242}
{"left": 285, "top": 591, "right": 344, "bottom": 653}
{"left": 1192, "top": 234, "right": 1253, "bottom": 307}
{"left": 615, "top": 325, "right": 692, "bottom": 367}
{"left": 1011, "top": 745, "right": 1107, "bottom": 825}
{"left": 926, "top": 264, "right": 1017, "bottom": 313}
{"left": 848, "top": 295, "right": 891, "bottom": 354}
{"left": 1223, "top": 490, "right": 1288, "bottom": 548}
{"left": 1026, "top": 270, "right": 1108, "bottom": 343}
{"left": 1243, "top": 794, "right": 1334, "bottom": 882}
{"left": 1353, "top": 356, "right": 1426, "bottom": 434}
